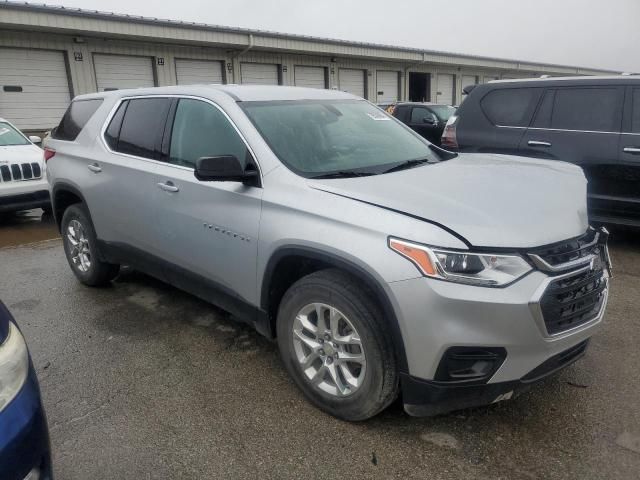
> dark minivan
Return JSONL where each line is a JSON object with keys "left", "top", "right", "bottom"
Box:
{"left": 442, "top": 76, "right": 640, "bottom": 226}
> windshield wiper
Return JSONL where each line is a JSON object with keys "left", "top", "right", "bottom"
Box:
{"left": 310, "top": 170, "right": 377, "bottom": 179}
{"left": 382, "top": 157, "right": 432, "bottom": 174}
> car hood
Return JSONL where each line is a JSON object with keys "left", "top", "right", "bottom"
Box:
{"left": 309, "top": 153, "right": 589, "bottom": 248}
{"left": 0, "top": 144, "right": 43, "bottom": 165}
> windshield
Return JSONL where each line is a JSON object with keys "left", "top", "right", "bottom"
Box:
{"left": 0, "top": 122, "right": 29, "bottom": 147}
{"left": 242, "top": 100, "right": 435, "bottom": 177}
{"left": 428, "top": 105, "right": 456, "bottom": 122}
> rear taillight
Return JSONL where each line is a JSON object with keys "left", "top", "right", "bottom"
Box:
{"left": 43, "top": 147, "right": 56, "bottom": 162}
{"left": 440, "top": 115, "right": 458, "bottom": 150}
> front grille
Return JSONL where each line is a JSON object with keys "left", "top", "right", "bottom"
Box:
{"left": 540, "top": 265, "right": 607, "bottom": 335}
{"left": 529, "top": 228, "right": 601, "bottom": 269}
{"left": 0, "top": 162, "right": 42, "bottom": 183}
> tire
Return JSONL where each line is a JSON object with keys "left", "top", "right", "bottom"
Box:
{"left": 277, "top": 268, "right": 398, "bottom": 421}
{"left": 61, "top": 204, "right": 119, "bottom": 286}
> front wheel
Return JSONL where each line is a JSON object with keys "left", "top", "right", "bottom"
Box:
{"left": 277, "top": 269, "right": 398, "bottom": 421}
{"left": 61, "top": 204, "right": 119, "bottom": 286}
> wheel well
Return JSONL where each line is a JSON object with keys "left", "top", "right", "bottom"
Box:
{"left": 53, "top": 188, "right": 83, "bottom": 231}
{"left": 262, "top": 250, "right": 408, "bottom": 372}
{"left": 265, "top": 255, "right": 330, "bottom": 337}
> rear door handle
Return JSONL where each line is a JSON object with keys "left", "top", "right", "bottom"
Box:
{"left": 157, "top": 181, "right": 179, "bottom": 193}
{"left": 623, "top": 147, "right": 640, "bottom": 154}
{"left": 87, "top": 163, "right": 102, "bottom": 173}
{"left": 528, "top": 140, "right": 552, "bottom": 147}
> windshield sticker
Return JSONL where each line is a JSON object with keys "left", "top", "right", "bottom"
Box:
{"left": 0, "top": 128, "right": 10, "bottom": 136}
{"left": 366, "top": 113, "right": 391, "bottom": 121}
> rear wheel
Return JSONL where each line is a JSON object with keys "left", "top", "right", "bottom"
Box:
{"left": 277, "top": 269, "right": 398, "bottom": 421}
{"left": 61, "top": 204, "right": 119, "bottom": 286}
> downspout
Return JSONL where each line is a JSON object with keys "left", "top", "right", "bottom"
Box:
{"left": 231, "top": 34, "right": 254, "bottom": 83}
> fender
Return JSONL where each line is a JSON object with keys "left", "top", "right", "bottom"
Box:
{"left": 51, "top": 182, "right": 90, "bottom": 231}
{"left": 261, "top": 245, "right": 409, "bottom": 374}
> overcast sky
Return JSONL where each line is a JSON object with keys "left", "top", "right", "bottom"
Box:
{"left": 44, "top": 0, "right": 640, "bottom": 72}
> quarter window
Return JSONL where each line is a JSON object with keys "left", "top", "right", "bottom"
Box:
{"left": 116, "top": 98, "right": 171, "bottom": 160}
{"left": 104, "top": 100, "right": 127, "bottom": 150}
{"left": 480, "top": 88, "right": 537, "bottom": 127}
{"left": 169, "top": 99, "right": 249, "bottom": 169}
{"left": 52, "top": 99, "right": 104, "bottom": 141}
{"left": 550, "top": 88, "right": 620, "bottom": 132}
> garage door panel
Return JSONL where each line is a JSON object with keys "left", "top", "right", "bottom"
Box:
{"left": 376, "top": 71, "right": 399, "bottom": 103}
{"left": 436, "top": 73, "right": 455, "bottom": 105}
{"left": 94, "top": 54, "right": 155, "bottom": 92}
{"left": 339, "top": 68, "right": 366, "bottom": 98}
{"left": 0, "top": 47, "right": 71, "bottom": 130}
{"left": 241, "top": 63, "right": 279, "bottom": 85}
{"left": 176, "top": 59, "right": 223, "bottom": 85}
{"left": 294, "top": 66, "right": 326, "bottom": 89}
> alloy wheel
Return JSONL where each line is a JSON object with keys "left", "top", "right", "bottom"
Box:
{"left": 292, "top": 302, "right": 367, "bottom": 397}
{"left": 66, "top": 219, "right": 92, "bottom": 273}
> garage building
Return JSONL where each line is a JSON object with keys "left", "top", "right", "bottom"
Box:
{"left": 0, "top": 2, "right": 615, "bottom": 133}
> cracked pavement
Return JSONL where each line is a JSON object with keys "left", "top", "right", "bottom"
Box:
{"left": 1, "top": 210, "right": 639, "bottom": 479}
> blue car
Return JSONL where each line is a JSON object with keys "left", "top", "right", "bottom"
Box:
{"left": 0, "top": 301, "right": 52, "bottom": 480}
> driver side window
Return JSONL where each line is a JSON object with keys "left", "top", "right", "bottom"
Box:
{"left": 410, "top": 107, "right": 433, "bottom": 124}
{"left": 169, "top": 99, "right": 249, "bottom": 169}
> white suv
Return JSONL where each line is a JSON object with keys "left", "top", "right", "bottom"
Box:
{"left": 0, "top": 118, "right": 50, "bottom": 213}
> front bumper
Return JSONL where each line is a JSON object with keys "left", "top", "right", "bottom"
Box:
{"left": 0, "top": 191, "right": 50, "bottom": 213}
{"left": 388, "top": 264, "right": 609, "bottom": 416}
{"left": 0, "top": 367, "right": 52, "bottom": 480}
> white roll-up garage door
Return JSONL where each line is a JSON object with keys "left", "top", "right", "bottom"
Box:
{"left": 175, "top": 59, "right": 224, "bottom": 85}
{"left": 376, "top": 71, "right": 399, "bottom": 103}
{"left": 240, "top": 63, "right": 280, "bottom": 85}
{"left": 294, "top": 66, "right": 326, "bottom": 89}
{"left": 93, "top": 54, "right": 155, "bottom": 92}
{"left": 339, "top": 69, "right": 366, "bottom": 98}
{"left": 0, "top": 48, "right": 71, "bottom": 131}
{"left": 484, "top": 75, "right": 500, "bottom": 83}
{"left": 436, "top": 74, "right": 455, "bottom": 105}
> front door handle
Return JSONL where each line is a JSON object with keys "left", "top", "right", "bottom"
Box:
{"left": 87, "top": 163, "right": 102, "bottom": 173}
{"left": 623, "top": 147, "right": 640, "bottom": 154}
{"left": 157, "top": 181, "right": 179, "bottom": 193}
{"left": 528, "top": 140, "right": 552, "bottom": 147}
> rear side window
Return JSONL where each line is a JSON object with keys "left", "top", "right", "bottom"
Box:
{"left": 169, "top": 99, "right": 248, "bottom": 169}
{"left": 632, "top": 88, "right": 640, "bottom": 133}
{"left": 115, "top": 98, "right": 171, "bottom": 160}
{"left": 551, "top": 88, "right": 619, "bottom": 132}
{"left": 480, "top": 88, "right": 537, "bottom": 127}
{"left": 52, "top": 99, "right": 103, "bottom": 141}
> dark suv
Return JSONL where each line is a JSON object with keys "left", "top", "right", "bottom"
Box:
{"left": 381, "top": 102, "right": 455, "bottom": 145}
{"left": 443, "top": 76, "right": 640, "bottom": 226}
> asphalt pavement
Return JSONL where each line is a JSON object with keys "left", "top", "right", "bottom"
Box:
{"left": 1, "top": 210, "right": 639, "bottom": 479}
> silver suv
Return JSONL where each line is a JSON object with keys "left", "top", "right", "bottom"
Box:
{"left": 45, "top": 85, "right": 611, "bottom": 421}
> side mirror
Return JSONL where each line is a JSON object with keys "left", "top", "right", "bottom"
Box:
{"left": 195, "top": 155, "right": 258, "bottom": 183}
{"left": 423, "top": 114, "right": 438, "bottom": 125}
{"left": 29, "top": 135, "right": 42, "bottom": 145}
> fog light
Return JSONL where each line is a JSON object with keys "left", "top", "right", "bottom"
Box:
{"left": 434, "top": 347, "right": 507, "bottom": 383}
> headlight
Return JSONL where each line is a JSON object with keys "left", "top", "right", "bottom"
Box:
{"left": 0, "top": 322, "right": 29, "bottom": 412}
{"left": 389, "top": 238, "right": 532, "bottom": 287}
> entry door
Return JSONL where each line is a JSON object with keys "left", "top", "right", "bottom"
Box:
{"left": 519, "top": 87, "right": 623, "bottom": 214}
{"left": 88, "top": 97, "right": 172, "bottom": 258}
{"left": 154, "top": 98, "right": 262, "bottom": 305}
{"left": 615, "top": 87, "right": 640, "bottom": 213}
{"left": 407, "top": 105, "right": 441, "bottom": 144}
